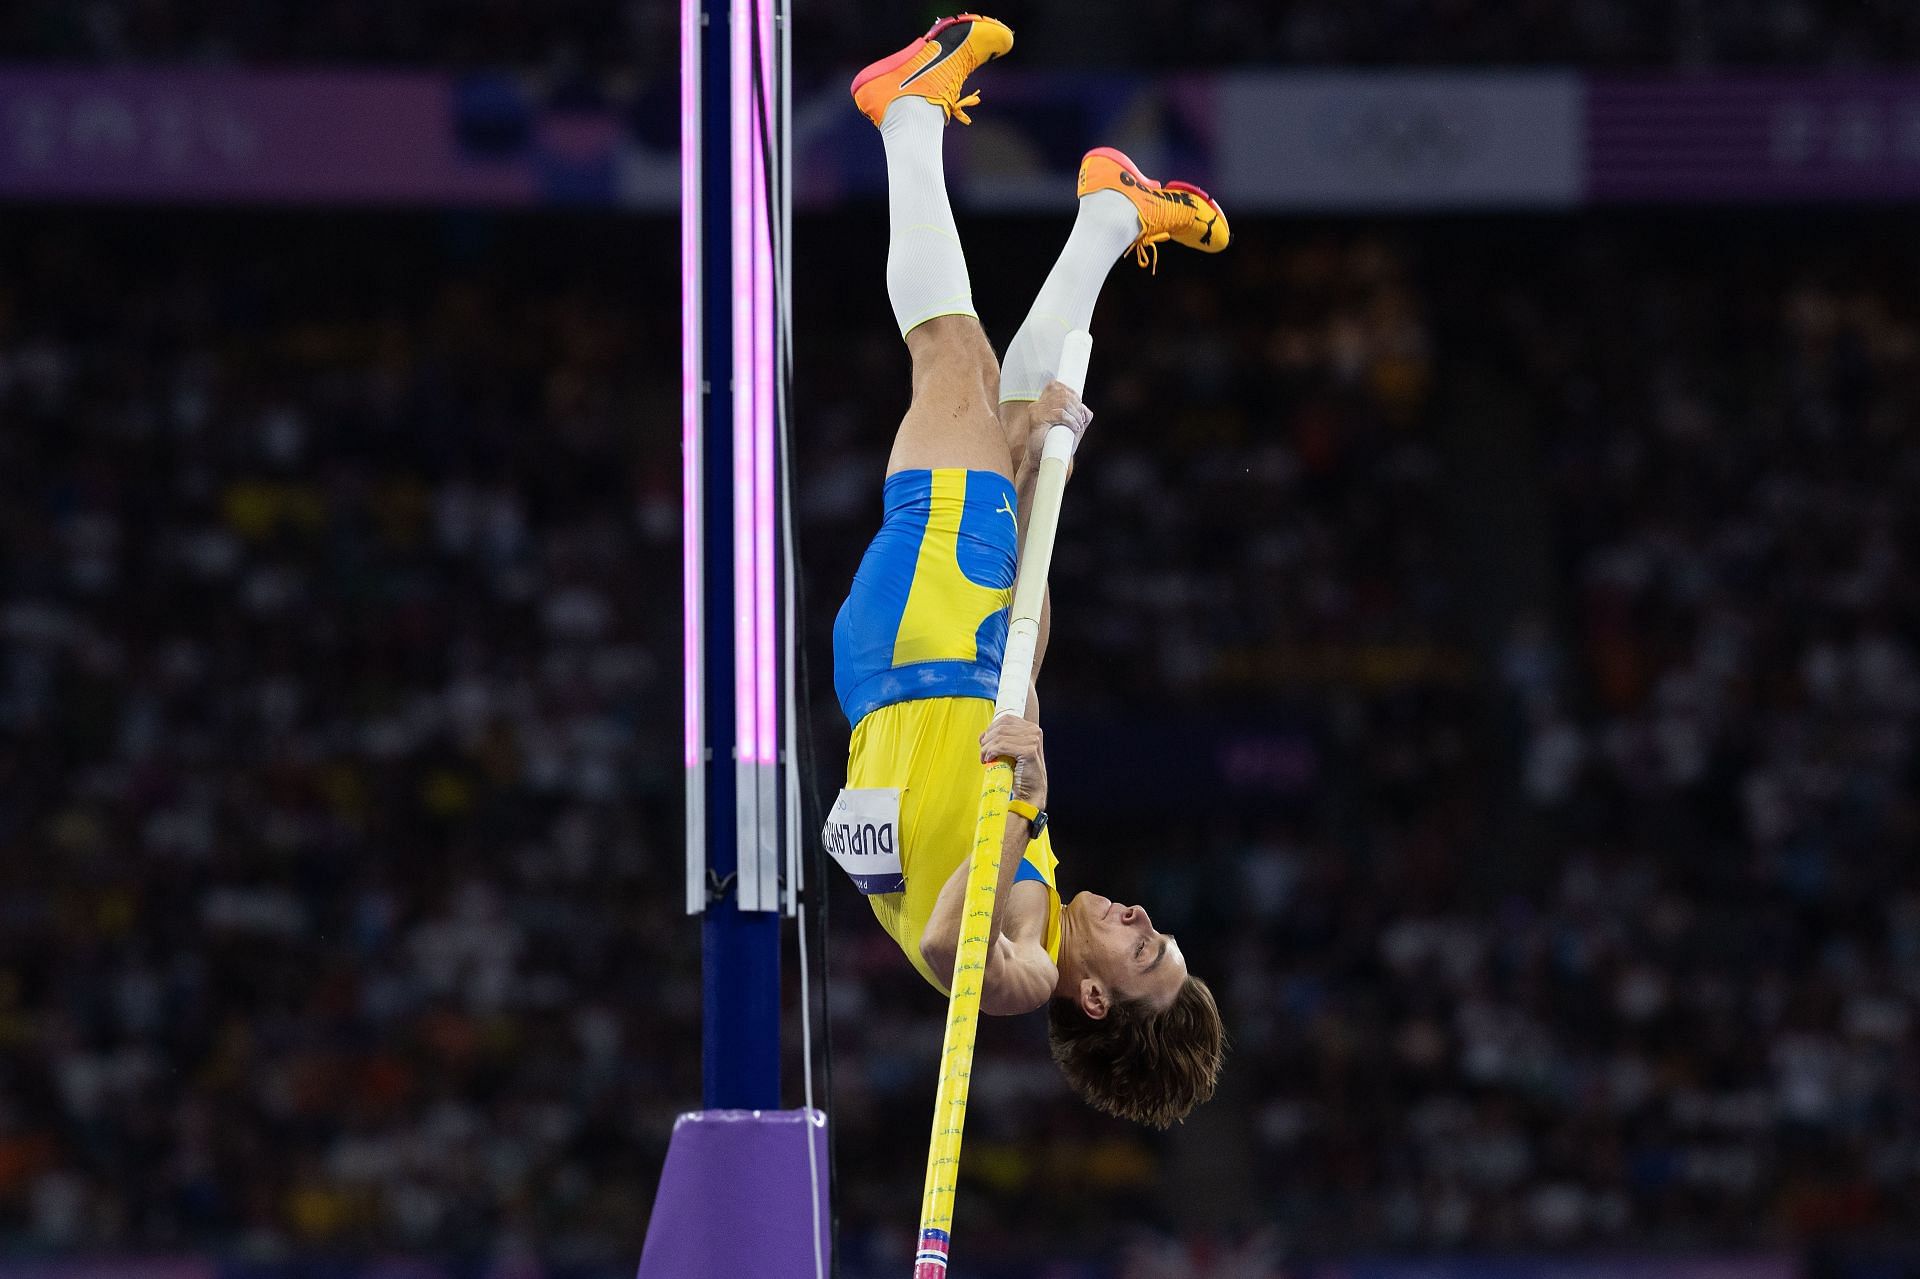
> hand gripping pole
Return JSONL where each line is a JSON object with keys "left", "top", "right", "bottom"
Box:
{"left": 912, "top": 331, "right": 1092, "bottom": 1278}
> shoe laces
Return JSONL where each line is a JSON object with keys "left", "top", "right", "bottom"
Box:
{"left": 1130, "top": 230, "right": 1170, "bottom": 274}
{"left": 943, "top": 89, "right": 982, "bottom": 126}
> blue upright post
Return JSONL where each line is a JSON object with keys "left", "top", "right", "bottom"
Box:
{"left": 698, "top": 0, "right": 781, "bottom": 1112}
{"left": 646, "top": 2, "right": 828, "bottom": 1272}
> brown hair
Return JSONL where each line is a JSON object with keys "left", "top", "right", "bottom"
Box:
{"left": 1046, "top": 975, "right": 1226, "bottom": 1129}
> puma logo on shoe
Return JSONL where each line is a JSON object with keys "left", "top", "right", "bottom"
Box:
{"left": 1079, "top": 146, "right": 1230, "bottom": 265}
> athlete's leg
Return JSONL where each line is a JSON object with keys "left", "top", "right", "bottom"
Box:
{"left": 997, "top": 148, "right": 1232, "bottom": 462}
{"left": 997, "top": 149, "right": 1234, "bottom": 683}
{"left": 878, "top": 96, "right": 1011, "bottom": 480}
{"left": 850, "top": 14, "right": 1017, "bottom": 482}
{"left": 980, "top": 189, "right": 1132, "bottom": 693}
{"left": 994, "top": 186, "right": 1138, "bottom": 462}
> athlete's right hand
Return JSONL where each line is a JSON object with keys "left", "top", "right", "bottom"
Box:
{"left": 980, "top": 714, "right": 1048, "bottom": 809}
{"left": 1029, "top": 380, "right": 1093, "bottom": 458}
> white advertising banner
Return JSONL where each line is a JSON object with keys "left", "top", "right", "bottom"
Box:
{"left": 1213, "top": 72, "right": 1585, "bottom": 210}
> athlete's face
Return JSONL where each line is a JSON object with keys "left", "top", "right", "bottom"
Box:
{"left": 1066, "top": 891, "right": 1187, "bottom": 1014}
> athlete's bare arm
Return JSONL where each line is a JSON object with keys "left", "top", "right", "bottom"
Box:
{"left": 918, "top": 712, "right": 1059, "bottom": 1015}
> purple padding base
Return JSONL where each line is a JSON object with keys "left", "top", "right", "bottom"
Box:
{"left": 637, "top": 1108, "right": 831, "bottom": 1279}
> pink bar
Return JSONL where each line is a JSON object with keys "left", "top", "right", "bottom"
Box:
{"left": 730, "top": 0, "right": 758, "bottom": 767}
{"left": 752, "top": 0, "right": 777, "bottom": 766}
{"left": 680, "top": 0, "right": 701, "bottom": 771}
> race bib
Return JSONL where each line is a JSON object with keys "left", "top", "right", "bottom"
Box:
{"left": 823, "top": 788, "right": 905, "bottom": 894}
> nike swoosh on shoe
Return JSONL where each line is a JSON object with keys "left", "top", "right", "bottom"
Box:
{"left": 898, "top": 21, "right": 973, "bottom": 88}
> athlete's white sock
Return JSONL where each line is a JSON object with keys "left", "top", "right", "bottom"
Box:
{"left": 997, "top": 189, "right": 1139, "bottom": 401}
{"left": 880, "top": 97, "right": 975, "bottom": 337}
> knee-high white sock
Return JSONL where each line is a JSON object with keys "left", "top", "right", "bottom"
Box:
{"left": 881, "top": 98, "right": 975, "bottom": 337}
{"left": 997, "top": 189, "right": 1138, "bottom": 401}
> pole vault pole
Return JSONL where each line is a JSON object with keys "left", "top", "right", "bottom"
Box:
{"left": 912, "top": 332, "right": 1094, "bottom": 1279}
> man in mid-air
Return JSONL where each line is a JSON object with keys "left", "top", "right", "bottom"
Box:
{"left": 828, "top": 14, "right": 1228, "bottom": 1128}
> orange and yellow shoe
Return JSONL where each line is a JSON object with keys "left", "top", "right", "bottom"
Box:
{"left": 850, "top": 14, "right": 1013, "bottom": 128}
{"left": 1078, "top": 146, "right": 1231, "bottom": 272}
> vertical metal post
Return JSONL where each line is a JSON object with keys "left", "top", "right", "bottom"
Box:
{"left": 681, "top": 0, "right": 706, "bottom": 916}
{"left": 691, "top": 0, "right": 780, "bottom": 1111}
{"left": 777, "top": 0, "right": 801, "bottom": 917}
{"left": 735, "top": 0, "right": 782, "bottom": 915}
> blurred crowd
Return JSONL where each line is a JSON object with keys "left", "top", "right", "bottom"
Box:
{"left": 917, "top": 0, "right": 1920, "bottom": 69}
{"left": 0, "top": 214, "right": 691, "bottom": 1264}
{"left": 1221, "top": 223, "right": 1920, "bottom": 1253}
{"left": 0, "top": 0, "right": 675, "bottom": 80}
{"left": 8, "top": 0, "right": 1920, "bottom": 71}
{"left": 2, "top": 205, "right": 1918, "bottom": 1274}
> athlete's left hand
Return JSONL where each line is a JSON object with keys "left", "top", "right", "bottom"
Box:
{"left": 980, "top": 714, "right": 1048, "bottom": 808}
{"left": 1027, "top": 380, "right": 1093, "bottom": 462}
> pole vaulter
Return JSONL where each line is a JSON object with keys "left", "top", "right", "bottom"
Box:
{"left": 821, "top": 15, "right": 1233, "bottom": 1275}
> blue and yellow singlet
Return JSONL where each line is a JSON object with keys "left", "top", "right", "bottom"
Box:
{"left": 833, "top": 467, "right": 1019, "bottom": 721}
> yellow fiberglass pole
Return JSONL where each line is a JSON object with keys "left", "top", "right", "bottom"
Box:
{"left": 911, "top": 330, "right": 1092, "bottom": 1279}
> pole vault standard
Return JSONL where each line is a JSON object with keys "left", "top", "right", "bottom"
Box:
{"left": 913, "top": 332, "right": 1095, "bottom": 1279}
{"left": 638, "top": 0, "right": 828, "bottom": 1274}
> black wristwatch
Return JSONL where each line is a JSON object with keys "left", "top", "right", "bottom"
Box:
{"left": 1008, "top": 799, "right": 1048, "bottom": 841}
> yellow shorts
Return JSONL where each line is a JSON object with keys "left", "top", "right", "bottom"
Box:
{"left": 848, "top": 695, "right": 1058, "bottom": 996}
